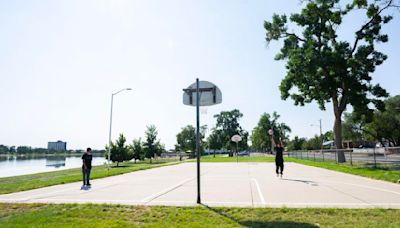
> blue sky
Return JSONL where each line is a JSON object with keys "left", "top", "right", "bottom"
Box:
{"left": 0, "top": 0, "right": 398, "bottom": 150}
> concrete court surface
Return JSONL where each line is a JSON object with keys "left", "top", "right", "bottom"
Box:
{"left": 1, "top": 162, "right": 400, "bottom": 208}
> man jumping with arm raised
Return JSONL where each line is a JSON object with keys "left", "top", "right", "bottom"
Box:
{"left": 269, "top": 129, "right": 284, "bottom": 178}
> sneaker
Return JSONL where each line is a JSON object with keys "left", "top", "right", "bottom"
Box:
{"left": 280, "top": 174, "right": 283, "bottom": 178}
{"left": 276, "top": 173, "right": 279, "bottom": 177}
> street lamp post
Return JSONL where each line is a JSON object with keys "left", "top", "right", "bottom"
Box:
{"left": 311, "top": 119, "right": 323, "bottom": 159}
{"left": 108, "top": 88, "right": 132, "bottom": 168}
{"left": 310, "top": 119, "right": 322, "bottom": 138}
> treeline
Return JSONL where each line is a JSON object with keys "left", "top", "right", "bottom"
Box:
{"left": 172, "top": 95, "right": 400, "bottom": 155}
{"left": 264, "top": 95, "right": 400, "bottom": 151}
{"left": 342, "top": 95, "right": 400, "bottom": 147}
{"left": 285, "top": 132, "right": 334, "bottom": 151}
{"left": 175, "top": 109, "right": 289, "bottom": 156}
{"left": 250, "top": 112, "right": 291, "bottom": 152}
{"left": 106, "top": 125, "right": 165, "bottom": 166}
{"left": 175, "top": 109, "right": 250, "bottom": 157}
{"left": 174, "top": 109, "right": 310, "bottom": 155}
{"left": 0, "top": 145, "right": 104, "bottom": 155}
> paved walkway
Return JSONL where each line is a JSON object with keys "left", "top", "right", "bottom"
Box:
{"left": 1, "top": 162, "right": 400, "bottom": 208}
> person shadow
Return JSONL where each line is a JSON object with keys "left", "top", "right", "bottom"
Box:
{"left": 80, "top": 185, "right": 91, "bottom": 191}
{"left": 281, "top": 178, "right": 319, "bottom": 186}
{"left": 201, "top": 204, "right": 318, "bottom": 228}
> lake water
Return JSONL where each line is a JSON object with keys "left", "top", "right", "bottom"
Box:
{"left": 0, "top": 154, "right": 107, "bottom": 178}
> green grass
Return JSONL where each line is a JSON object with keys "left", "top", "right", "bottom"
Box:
{"left": 0, "top": 159, "right": 180, "bottom": 194}
{"left": 0, "top": 203, "right": 399, "bottom": 227}
{"left": 194, "top": 155, "right": 400, "bottom": 183}
{"left": 288, "top": 157, "right": 400, "bottom": 184}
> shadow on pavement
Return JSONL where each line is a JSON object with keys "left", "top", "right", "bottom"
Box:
{"left": 201, "top": 204, "right": 318, "bottom": 228}
{"left": 281, "top": 178, "right": 319, "bottom": 186}
{"left": 80, "top": 186, "right": 91, "bottom": 191}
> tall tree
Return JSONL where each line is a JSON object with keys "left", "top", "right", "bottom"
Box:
{"left": 341, "top": 95, "right": 400, "bottom": 147}
{"left": 106, "top": 133, "right": 132, "bottom": 167}
{"left": 342, "top": 112, "right": 366, "bottom": 144}
{"left": 213, "top": 109, "right": 247, "bottom": 156}
{"left": 264, "top": 0, "right": 398, "bottom": 162}
{"left": 0, "top": 145, "right": 9, "bottom": 153}
{"left": 251, "top": 112, "right": 291, "bottom": 152}
{"left": 130, "top": 138, "right": 144, "bottom": 163}
{"left": 365, "top": 95, "right": 400, "bottom": 146}
{"left": 207, "top": 128, "right": 223, "bottom": 157}
{"left": 303, "top": 135, "right": 324, "bottom": 150}
{"left": 287, "top": 136, "right": 307, "bottom": 151}
{"left": 238, "top": 130, "right": 249, "bottom": 151}
{"left": 143, "top": 125, "right": 164, "bottom": 163}
{"left": 324, "top": 131, "right": 335, "bottom": 142}
{"left": 175, "top": 125, "right": 207, "bottom": 158}
{"left": 16, "top": 146, "right": 32, "bottom": 154}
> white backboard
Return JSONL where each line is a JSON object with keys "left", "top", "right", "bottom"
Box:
{"left": 231, "top": 135, "right": 242, "bottom": 142}
{"left": 183, "top": 81, "right": 222, "bottom": 107}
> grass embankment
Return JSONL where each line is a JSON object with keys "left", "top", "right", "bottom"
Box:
{"left": 0, "top": 203, "right": 399, "bottom": 227}
{"left": 0, "top": 159, "right": 179, "bottom": 194}
{"left": 289, "top": 157, "right": 400, "bottom": 184}
{"left": 196, "top": 155, "right": 400, "bottom": 183}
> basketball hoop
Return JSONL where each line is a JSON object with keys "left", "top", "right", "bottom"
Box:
{"left": 182, "top": 79, "right": 222, "bottom": 205}
{"left": 182, "top": 81, "right": 222, "bottom": 106}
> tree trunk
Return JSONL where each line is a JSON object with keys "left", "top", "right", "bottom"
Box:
{"left": 213, "top": 150, "right": 216, "bottom": 158}
{"left": 116, "top": 161, "right": 119, "bottom": 167}
{"left": 333, "top": 115, "right": 346, "bottom": 163}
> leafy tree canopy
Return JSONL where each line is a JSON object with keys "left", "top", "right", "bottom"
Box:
{"left": 287, "top": 136, "right": 307, "bottom": 151}
{"left": 264, "top": 0, "right": 398, "bottom": 161}
{"left": 175, "top": 125, "right": 207, "bottom": 157}
{"left": 213, "top": 109, "right": 248, "bottom": 152}
{"left": 207, "top": 128, "right": 223, "bottom": 152}
{"left": 342, "top": 95, "right": 400, "bottom": 146}
{"left": 144, "top": 125, "right": 165, "bottom": 162}
{"left": 130, "top": 138, "right": 144, "bottom": 162}
{"left": 106, "top": 133, "right": 132, "bottom": 166}
{"left": 251, "top": 112, "right": 291, "bottom": 152}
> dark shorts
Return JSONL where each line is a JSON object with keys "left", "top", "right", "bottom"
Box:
{"left": 275, "top": 159, "right": 284, "bottom": 165}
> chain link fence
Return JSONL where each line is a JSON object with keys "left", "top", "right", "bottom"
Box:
{"left": 287, "top": 147, "right": 400, "bottom": 168}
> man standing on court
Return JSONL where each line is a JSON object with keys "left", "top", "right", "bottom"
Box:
{"left": 269, "top": 129, "right": 284, "bottom": 178}
{"left": 82, "top": 147, "right": 92, "bottom": 187}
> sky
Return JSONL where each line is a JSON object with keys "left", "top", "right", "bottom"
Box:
{"left": 0, "top": 0, "right": 399, "bottom": 150}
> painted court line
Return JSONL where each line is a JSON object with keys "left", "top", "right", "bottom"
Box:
{"left": 28, "top": 199, "right": 144, "bottom": 204}
{"left": 141, "top": 177, "right": 194, "bottom": 203}
{"left": 0, "top": 185, "right": 85, "bottom": 202}
{"left": 251, "top": 178, "right": 266, "bottom": 205}
{"left": 324, "top": 181, "right": 400, "bottom": 196}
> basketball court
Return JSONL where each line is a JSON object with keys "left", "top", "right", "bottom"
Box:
{"left": 1, "top": 162, "right": 400, "bottom": 208}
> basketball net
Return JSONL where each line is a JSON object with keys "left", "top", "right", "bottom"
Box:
{"left": 200, "top": 107, "right": 208, "bottom": 115}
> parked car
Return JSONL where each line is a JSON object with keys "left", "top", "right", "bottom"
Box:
{"left": 237, "top": 151, "right": 250, "bottom": 156}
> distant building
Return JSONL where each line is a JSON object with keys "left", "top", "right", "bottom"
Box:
{"left": 47, "top": 140, "right": 67, "bottom": 151}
